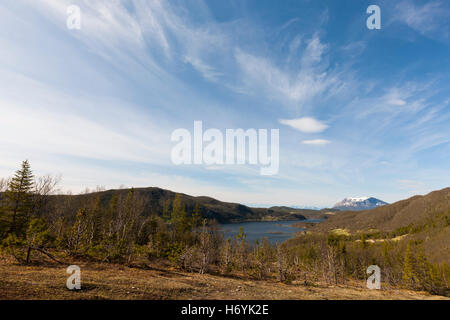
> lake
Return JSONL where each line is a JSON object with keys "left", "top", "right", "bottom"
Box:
{"left": 219, "top": 219, "right": 322, "bottom": 245}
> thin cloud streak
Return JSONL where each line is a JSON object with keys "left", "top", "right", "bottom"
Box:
{"left": 302, "top": 139, "right": 331, "bottom": 145}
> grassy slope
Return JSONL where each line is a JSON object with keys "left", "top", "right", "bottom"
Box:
{"left": 0, "top": 258, "right": 447, "bottom": 300}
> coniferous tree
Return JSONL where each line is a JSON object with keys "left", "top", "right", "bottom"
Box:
{"left": 235, "top": 227, "right": 248, "bottom": 274}
{"left": 25, "top": 218, "right": 56, "bottom": 264}
{"left": 162, "top": 198, "right": 172, "bottom": 221}
{"left": 4, "top": 160, "right": 34, "bottom": 237}
{"left": 415, "top": 245, "right": 431, "bottom": 290}
{"left": 192, "top": 203, "right": 202, "bottom": 228}
{"left": 403, "top": 242, "right": 416, "bottom": 288}
{"left": 68, "top": 208, "right": 90, "bottom": 254}
{"left": 171, "top": 194, "right": 190, "bottom": 236}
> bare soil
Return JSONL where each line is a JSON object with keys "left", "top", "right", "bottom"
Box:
{"left": 0, "top": 256, "right": 447, "bottom": 300}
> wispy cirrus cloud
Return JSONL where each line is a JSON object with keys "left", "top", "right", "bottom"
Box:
{"left": 233, "top": 33, "right": 343, "bottom": 109}
{"left": 0, "top": 0, "right": 448, "bottom": 207}
{"left": 393, "top": 0, "right": 450, "bottom": 41}
{"left": 184, "top": 56, "right": 223, "bottom": 82}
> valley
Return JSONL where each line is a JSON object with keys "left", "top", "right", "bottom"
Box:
{"left": 1, "top": 160, "right": 449, "bottom": 300}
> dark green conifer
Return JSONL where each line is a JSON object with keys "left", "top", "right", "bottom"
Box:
{"left": 5, "top": 160, "right": 34, "bottom": 237}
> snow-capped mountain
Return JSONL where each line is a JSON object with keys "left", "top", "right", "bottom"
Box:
{"left": 333, "top": 197, "right": 388, "bottom": 211}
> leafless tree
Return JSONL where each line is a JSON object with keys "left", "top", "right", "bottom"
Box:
{"left": 325, "top": 245, "right": 338, "bottom": 285}
{"left": 95, "top": 185, "right": 106, "bottom": 192}
{"left": 34, "top": 174, "right": 61, "bottom": 195}
{"left": 32, "top": 174, "right": 61, "bottom": 217}
{"left": 180, "top": 245, "right": 196, "bottom": 272}
{"left": 221, "top": 238, "right": 233, "bottom": 273}
{"left": 101, "top": 190, "right": 147, "bottom": 263}
{"left": 198, "top": 220, "right": 213, "bottom": 274}
{"left": 0, "top": 177, "right": 10, "bottom": 206}
{"left": 0, "top": 177, "right": 10, "bottom": 192}
{"left": 276, "top": 244, "right": 288, "bottom": 282}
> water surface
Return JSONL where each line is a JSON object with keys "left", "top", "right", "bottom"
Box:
{"left": 219, "top": 219, "right": 322, "bottom": 245}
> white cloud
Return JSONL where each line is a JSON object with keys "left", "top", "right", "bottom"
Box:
{"left": 184, "top": 56, "right": 223, "bottom": 82}
{"left": 0, "top": 88, "right": 172, "bottom": 166}
{"left": 341, "top": 41, "right": 367, "bottom": 57}
{"left": 396, "top": 1, "right": 441, "bottom": 31}
{"left": 356, "top": 84, "right": 431, "bottom": 120}
{"left": 388, "top": 98, "right": 406, "bottom": 106}
{"left": 302, "top": 139, "right": 331, "bottom": 145}
{"left": 234, "top": 34, "right": 341, "bottom": 109}
{"left": 383, "top": 87, "right": 410, "bottom": 106}
{"left": 301, "top": 33, "right": 327, "bottom": 67}
{"left": 0, "top": 0, "right": 447, "bottom": 207}
{"left": 279, "top": 117, "right": 329, "bottom": 133}
{"left": 394, "top": 1, "right": 450, "bottom": 41}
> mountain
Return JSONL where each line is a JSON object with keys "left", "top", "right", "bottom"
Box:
{"left": 333, "top": 197, "right": 388, "bottom": 211}
{"left": 318, "top": 188, "right": 450, "bottom": 233}
{"left": 47, "top": 187, "right": 308, "bottom": 224}
{"left": 313, "top": 188, "right": 450, "bottom": 263}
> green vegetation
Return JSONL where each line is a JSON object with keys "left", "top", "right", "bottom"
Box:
{"left": 282, "top": 232, "right": 449, "bottom": 296}
{"left": 0, "top": 161, "right": 449, "bottom": 298}
{"left": 310, "top": 188, "right": 450, "bottom": 295}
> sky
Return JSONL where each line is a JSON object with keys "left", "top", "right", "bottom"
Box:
{"left": 0, "top": 0, "right": 449, "bottom": 208}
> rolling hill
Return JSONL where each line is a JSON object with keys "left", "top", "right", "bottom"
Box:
{"left": 46, "top": 187, "right": 313, "bottom": 224}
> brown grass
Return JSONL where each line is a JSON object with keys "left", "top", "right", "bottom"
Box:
{"left": 0, "top": 256, "right": 447, "bottom": 300}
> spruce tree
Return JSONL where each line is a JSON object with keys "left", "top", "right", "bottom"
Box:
{"left": 403, "top": 242, "right": 416, "bottom": 288}
{"left": 5, "top": 160, "right": 34, "bottom": 237}
{"left": 171, "top": 194, "right": 189, "bottom": 235}
{"left": 191, "top": 203, "right": 202, "bottom": 228}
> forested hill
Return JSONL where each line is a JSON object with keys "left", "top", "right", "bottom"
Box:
{"left": 46, "top": 187, "right": 312, "bottom": 224}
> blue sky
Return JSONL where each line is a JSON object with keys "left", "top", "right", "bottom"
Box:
{"left": 0, "top": 0, "right": 449, "bottom": 207}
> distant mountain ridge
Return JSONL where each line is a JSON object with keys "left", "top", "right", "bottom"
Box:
{"left": 46, "top": 187, "right": 311, "bottom": 224}
{"left": 333, "top": 197, "right": 388, "bottom": 211}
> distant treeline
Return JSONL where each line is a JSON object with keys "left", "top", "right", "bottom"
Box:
{"left": 0, "top": 161, "right": 448, "bottom": 296}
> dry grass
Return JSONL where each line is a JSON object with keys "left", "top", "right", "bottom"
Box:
{"left": 0, "top": 256, "right": 447, "bottom": 300}
{"left": 330, "top": 228, "right": 351, "bottom": 236}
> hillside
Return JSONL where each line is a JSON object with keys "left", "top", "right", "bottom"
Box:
{"left": 46, "top": 187, "right": 309, "bottom": 224}
{"left": 311, "top": 187, "right": 450, "bottom": 263}
{"left": 314, "top": 188, "right": 450, "bottom": 232}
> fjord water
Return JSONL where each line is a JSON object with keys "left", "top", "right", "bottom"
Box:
{"left": 220, "top": 219, "right": 322, "bottom": 245}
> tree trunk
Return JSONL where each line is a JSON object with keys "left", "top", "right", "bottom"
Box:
{"left": 26, "top": 246, "right": 32, "bottom": 264}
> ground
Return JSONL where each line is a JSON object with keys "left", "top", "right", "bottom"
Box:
{"left": 0, "top": 256, "right": 447, "bottom": 300}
